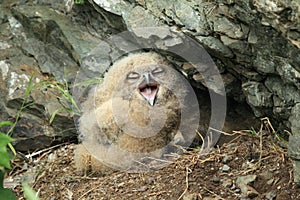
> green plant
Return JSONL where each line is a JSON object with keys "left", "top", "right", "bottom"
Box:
{"left": 249, "top": 127, "right": 259, "bottom": 136}
{"left": 11, "top": 75, "right": 82, "bottom": 125}
{"left": 74, "top": 0, "right": 84, "bottom": 4}
{"left": 0, "top": 121, "right": 17, "bottom": 200}
{"left": 22, "top": 183, "right": 39, "bottom": 200}
{"left": 44, "top": 79, "right": 81, "bottom": 124}
{"left": 1, "top": 73, "right": 98, "bottom": 199}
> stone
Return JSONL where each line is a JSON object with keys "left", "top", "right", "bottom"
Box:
{"left": 264, "top": 191, "right": 277, "bottom": 200}
{"left": 90, "top": 0, "right": 130, "bottom": 16}
{"left": 125, "top": 6, "right": 163, "bottom": 29}
{"left": 253, "top": 52, "right": 276, "bottom": 74}
{"left": 246, "top": 187, "right": 259, "bottom": 199}
{"left": 22, "top": 38, "right": 78, "bottom": 82}
{"left": 289, "top": 104, "right": 300, "bottom": 139}
{"left": 172, "top": 0, "right": 207, "bottom": 32}
{"left": 247, "top": 29, "right": 258, "bottom": 44}
{"left": 236, "top": 175, "right": 258, "bottom": 198}
{"left": 11, "top": 3, "right": 104, "bottom": 64}
{"left": 213, "top": 17, "right": 244, "bottom": 39}
{"left": 1, "top": 56, "right": 76, "bottom": 151}
{"left": 221, "top": 164, "right": 230, "bottom": 172}
{"left": 289, "top": 134, "right": 300, "bottom": 160}
{"left": 265, "top": 77, "right": 300, "bottom": 104}
{"left": 222, "top": 155, "right": 232, "bottom": 164}
{"left": 195, "top": 36, "right": 234, "bottom": 58}
{"left": 182, "top": 192, "right": 198, "bottom": 200}
{"left": 222, "top": 178, "right": 233, "bottom": 188}
{"left": 80, "top": 41, "right": 112, "bottom": 78}
{"left": 259, "top": 171, "right": 274, "bottom": 181}
{"left": 212, "top": 176, "right": 220, "bottom": 183}
{"left": 242, "top": 81, "right": 273, "bottom": 109}
{"left": 220, "top": 35, "right": 251, "bottom": 56}
{"left": 275, "top": 57, "right": 300, "bottom": 89}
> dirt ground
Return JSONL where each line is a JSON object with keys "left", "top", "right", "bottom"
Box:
{"left": 7, "top": 125, "right": 300, "bottom": 200}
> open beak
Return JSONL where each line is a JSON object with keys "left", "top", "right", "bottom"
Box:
{"left": 138, "top": 73, "right": 159, "bottom": 106}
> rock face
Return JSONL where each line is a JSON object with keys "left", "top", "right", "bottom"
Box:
{"left": 0, "top": 0, "right": 117, "bottom": 151}
{"left": 0, "top": 0, "right": 299, "bottom": 182}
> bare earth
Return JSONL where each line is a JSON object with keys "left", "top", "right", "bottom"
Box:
{"left": 9, "top": 130, "right": 300, "bottom": 200}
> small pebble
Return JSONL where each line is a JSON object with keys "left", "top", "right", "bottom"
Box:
{"left": 222, "top": 155, "right": 231, "bottom": 163}
{"left": 146, "top": 177, "right": 154, "bottom": 184}
{"left": 222, "top": 179, "right": 233, "bottom": 188}
{"left": 221, "top": 164, "right": 230, "bottom": 172}
{"left": 212, "top": 176, "right": 220, "bottom": 183}
{"left": 117, "top": 182, "right": 125, "bottom": 187}
{"left": 137, "top": 186, "right": 147, "bottom": 192}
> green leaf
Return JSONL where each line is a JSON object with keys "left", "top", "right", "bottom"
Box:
{"left": 0, "top": 188, "right": 17, "bottom": 200}
{"left": 22, "top": 183, "right": 40, "bottom": 200}
{"left": 8, "top": 143, "right": 16, "bottom": 156}
{"left": 0, "top": 121, "right": 13, "bottom": 127}
{"left": 49, "top": 108, "right": 64, "bottom": 124}
{"left": 0, "top": 133, "right": 14, "bottom": 169}
{"left": 74, "top": 0, "right": 84, "bottom": 4}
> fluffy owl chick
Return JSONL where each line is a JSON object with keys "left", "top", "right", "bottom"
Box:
{"left": 75, "top": 52, "right": 193, "bottom": 173}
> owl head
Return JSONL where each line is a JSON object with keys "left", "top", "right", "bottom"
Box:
{"left": 104, "top": 52, "right": 187, "bottom": 107}
{"left": 125, "top": 64, "right": 167, "bottom": 106}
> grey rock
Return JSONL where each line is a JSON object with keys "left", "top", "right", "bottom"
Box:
{"left": 253, "top": 0, "right": 300, "bottom": 39}
{"left": 265, "top": 76, "right": 300, "bottom": 104}
{"left": 247, "top": 28, "right": 258, "bottom": 44}
{"left": 236, "top": 174, "right": 256, "bottom": 184}
{"left": 221, "top": 164, "right": 230, "bottom": 172}
{"left": 81, "top": 41, "right": 112, "bottom": 78}
{"left": 241, "top": 161, "right": 255, "bottom": 170}
{"left": 22, "top": 38, "right": 78, "bottom": 82}
{"left": 11, "top": 4, "right": 103, "bottom": 64}
{"left": 87, "top": 0, "right": 126, "bottom": 30}
{"left": 259, "top": 171, "right": 274, "bottom": 181}
{"left": 253, "top": 52, "right": 276, "bottom": 74}
{"left": 289, "top": 134, "right": 300, "bottom": 160}
{"left": 220, "top": 35, "right": 251, "bottom": 56}
{"left": 264, "top": 191, "right": 277, "bottom": 200}
{"left": 0, "top": 55, "right": 76, "bottom": 151}
{"left": 0, "top": 4, "right": 6, "bottom": 24}
{"left": 136, "top": 185, "right": 147, "bottom": 192}
{"left": 196, "top": 36, "right": 234, "bottom": 58}
{"left": 90, "top": 0, "right": 131, "bottom": 16}
{"left": 236, "top": 175, "right": 258, "bottom": 198}
{"left": 124, "top": 6, "right": 163, "bottom": 29}
{"left": 242, "top": 81, "right": 273, "bottom": 109}
{"left": 275, "top": 57, "right": 300, "bottom": 89}
{"left": 222, "top": 155, "right": 232, "bottom": 164}
{"left": 172, "top": 0, "right": 207, "bottom": 33}
{"left": 222, "top": 178, "right": 233, "bottom": 188}
{"left": 212, "top": 176, "right": 220, "bottom": 183}
{"left": 213, "top": 17, "right": 244, "bottom": 39}
{"left": 289, "top": 104, "right": 300, "bottom": 145}
{"left": 291, "top": 160, "right": 300, "bottom": 184}
{"left": 182, "top": 192, "right": 198, "bottom": 200}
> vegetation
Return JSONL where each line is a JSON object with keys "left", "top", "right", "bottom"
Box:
{"left": 0, "top": 122, "right": 17, "bottom": 200}
{"left": 0, "top": 74, "right": 81, "bottom": 200}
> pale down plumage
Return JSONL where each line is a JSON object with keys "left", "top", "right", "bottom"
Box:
{"left": 74, "top": 52, "right": 198, "bottom": 173}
